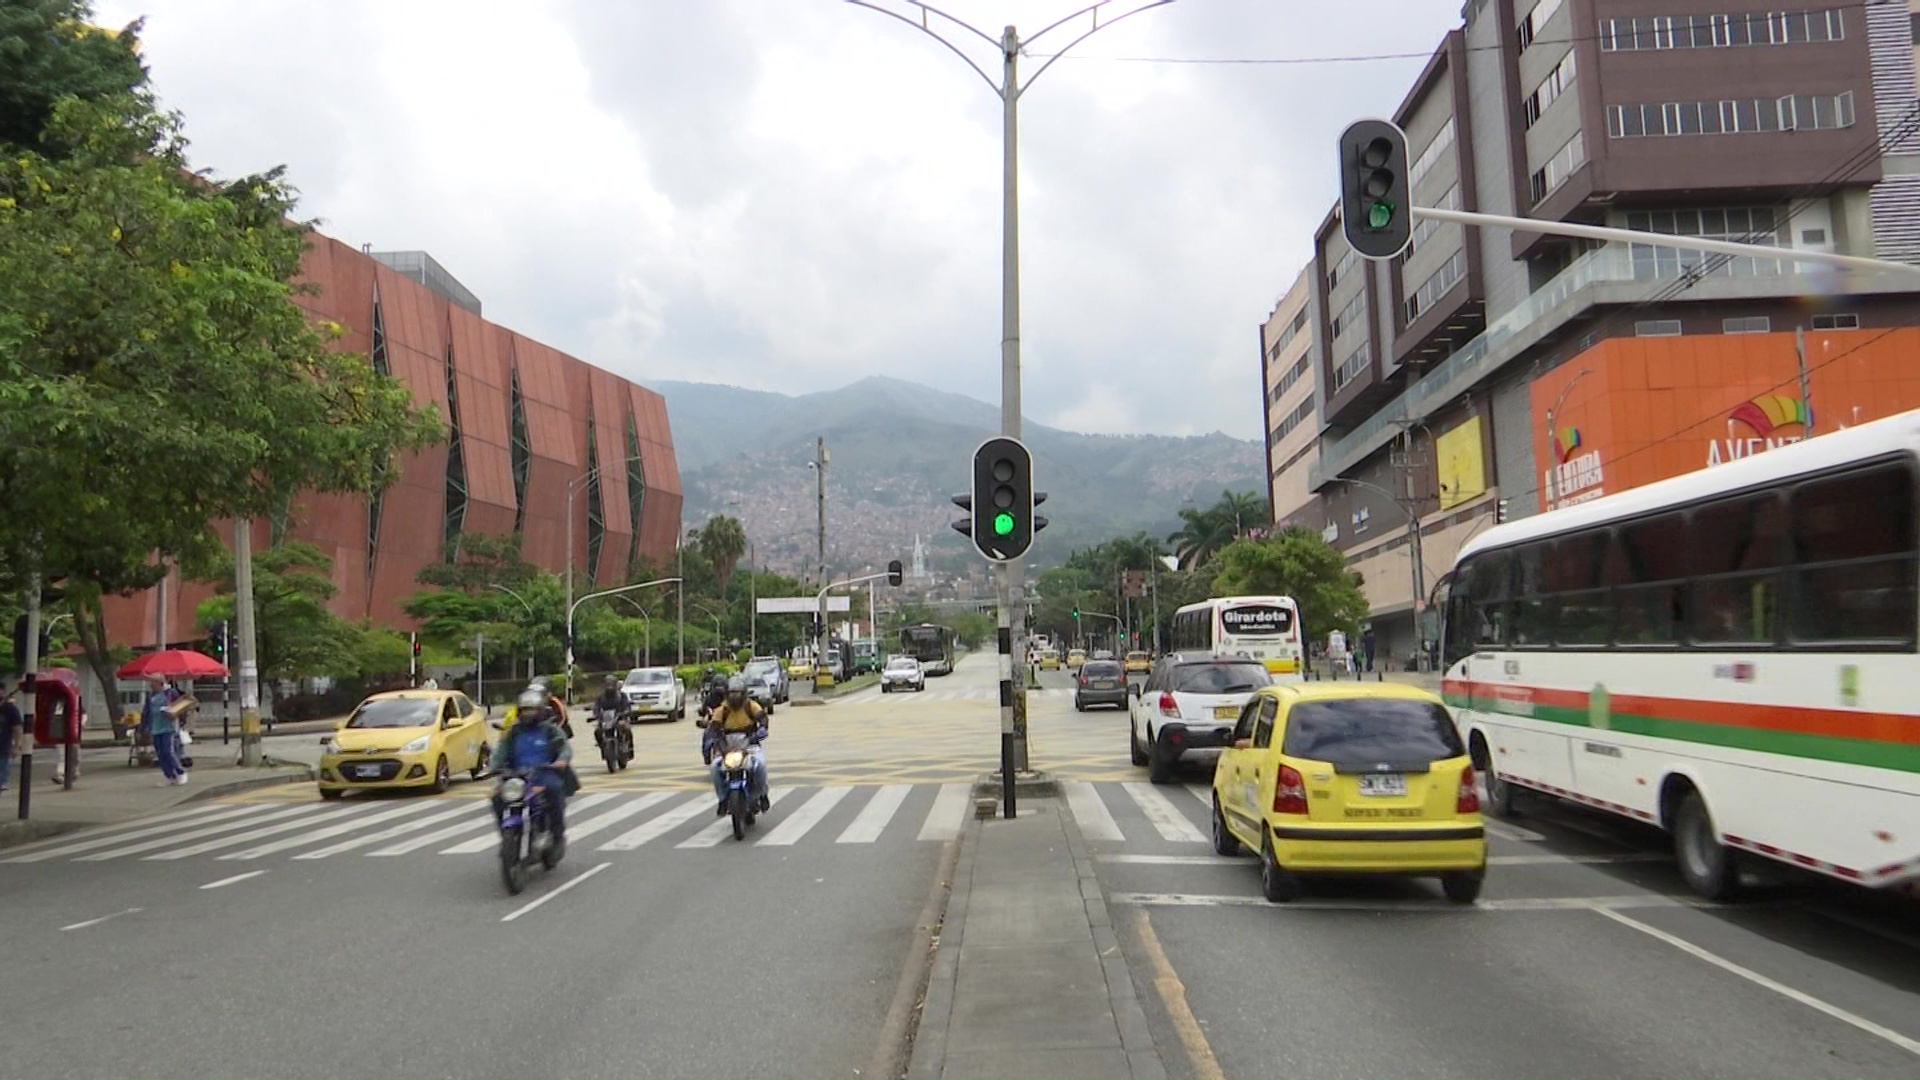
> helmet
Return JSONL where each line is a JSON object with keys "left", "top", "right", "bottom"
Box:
{"left": 515, "top": 688, "right": 547, "bottom": 715}
{"left": 726, "top": 675, "right": 747, "bottom": 695}
{"left": 604, "top": 674, "right": 619, "bottom": 689}
{"left": 704, "top": 666, "right": 718, "bottom": 677}
{"left": 528, "top": 676, "right": 549, "bottom": 690}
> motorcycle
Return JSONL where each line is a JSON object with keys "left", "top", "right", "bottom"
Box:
{"left": 495, "top": 771, "right": 561, "bottom": 895}
{"left": 716, "top": 730, "right": 764, "bottom": 841}
{"left": 593, "top": 707, "right": 634, "bottom": 773}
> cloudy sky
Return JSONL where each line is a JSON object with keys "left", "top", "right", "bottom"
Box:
{"left": 96, "top": 0, "right": 1458, "bottom": 440}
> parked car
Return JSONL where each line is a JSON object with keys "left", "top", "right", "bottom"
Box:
{"left": 741, "top": 656, "right": 790, "bottom": 703}
{"left": 1074, "top": 659, "right": 1128, "bottom": 711}
{"left": 318, "top": 689, "right": 491, "bottom": 798}
{"left": 1128, "top": 654, "right": 1273, "bottom": 784}
{"left": 880, "top": 656, "right": 926, "bottom": 693}
{"left": 621, "top": 667, "right": 685, "bottom": 721}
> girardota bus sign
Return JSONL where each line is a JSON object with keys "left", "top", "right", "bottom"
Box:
{"left": 1221, "top": 604, "right": 1294, "bottom": 635}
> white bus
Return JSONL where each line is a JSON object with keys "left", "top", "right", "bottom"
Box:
{"left": 1437, "top": 409, "right": 1919, "bottom": 900}
{"left": 1168, "top": 596, "right": 1305, "bottom": 679}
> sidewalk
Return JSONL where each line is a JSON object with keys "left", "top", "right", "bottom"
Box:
{"left": 2, "top": 742, "right": 312, "bottom": 848}
{"left": 909, "top": 798, "right": 1166, "bottom": 1080}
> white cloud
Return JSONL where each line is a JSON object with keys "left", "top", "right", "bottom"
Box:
{"left": 95, "top": 0, "right": 1459, "bottom": 439}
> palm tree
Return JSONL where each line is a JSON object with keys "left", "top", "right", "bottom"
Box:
{"left": 699, "top": 515, "right": 749, "bottom": 595}
{"left": 1168, "top": 507, "right": 1234, "bottom": 570}
{"left": 1214, "top": 490, "right": 1268, "bottom": 538}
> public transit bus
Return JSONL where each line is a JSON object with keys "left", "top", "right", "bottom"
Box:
{"left": 1167, "top": 596, "right": 1305, "bottom": 679}
{"left": 899, "top": 624, "right": 956, "bottom": 676}
{"left": 1437, "top": 409, "right": 1920, "bottom": 900}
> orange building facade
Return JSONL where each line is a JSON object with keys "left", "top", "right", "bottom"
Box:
{"left": 1530, "top": 328, "right": 1920, "bottom": 513}
{"left": 107, "top": 235, "right": 682, "bottom": 649}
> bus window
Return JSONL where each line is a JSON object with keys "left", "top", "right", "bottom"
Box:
{"left": 1465, "top": 551, "right": 1511, "bottom": 648}
{"left": 1614, "top": 512, "right": 1688, "bottom": 645}
{"left": 1550, "top": 531, "right": 1612, "bottom": 646}
{"left": 1790, "top": 461, "right": 1919, "bottom": 645}
{"left": 1510, "top": 542, "right": 1553, "bottom": 648}
{"left": 1689, "top": 492, "right": 1786, "bottom": 646}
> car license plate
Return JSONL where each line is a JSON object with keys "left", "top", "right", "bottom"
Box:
{"left": 1358, "top": 774, "right": 1406, "bottom": 797}
{"left": 1093, "top": 681, "right": 1116, "bottom": 689}
{"left": 355, "top": 765, "right": 382, "bottom": 778}
{"left": 1213, "top": 706, "right": 1239, "bottom": 720}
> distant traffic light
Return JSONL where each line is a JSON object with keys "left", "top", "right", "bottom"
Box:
{"left": 411, "top": 632, "right": 421, "bottom": 658}
{"left": 1338, "top": 119, "right": 1412, "bottom": 260}
{"left": 208, "top": 620, "right": 228, "bottom": 659}
{"left": 887, "top": 560, "right": 904, "bottom": 587}
{"left": 1071, "top": 606, "right": 1080, "bottom": 619}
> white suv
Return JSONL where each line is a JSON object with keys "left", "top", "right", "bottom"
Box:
{"left": 1128, "top": 655, "right": 1272, "bottom": 784}
{"left": 621, "top": 667, "right": 685, "bottom": 721}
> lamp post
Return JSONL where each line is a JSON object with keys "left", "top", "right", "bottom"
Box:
{"left": 692, "top": 602, "right": 724, "bottom": 652}
{"left": 568, "top": 578, "right": 680, "bottom": 687}
{"left": 488, "top": 583, "right": 538, "bottom": 682}
{"left": 851, "top": 0, "right": 1177, "bottom": 800}
{"left": 1544, "top": 368, "right": 1595, "bottom": 512}
{"left": 613, "top": 595, "right": 651, "bottom": 668}
{"left": 1337, "top": 477, "right": 1428, "bottom": 672}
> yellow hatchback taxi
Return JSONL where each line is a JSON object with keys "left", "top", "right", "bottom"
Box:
{"left": 1123, "top": 651, "right": 1152, "bottom": 674}
{"left": 1066, "top": 648, "right": 1087, "bottom": 670}
{"left": 1038, "top": 649, "right": 1062, "bottom": 670}
{"left": 319, "top": 690, "right": 492, "bottom": 798}
{"left": 1209, "top": 682, "right": 1486, "bottom": 904}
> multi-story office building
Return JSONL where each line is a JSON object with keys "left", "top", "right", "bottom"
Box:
{"left": 1272, "top": 0, "right": 1920, "bottom": 668}
{"left": 1260, "top": 266, "right": 1320, "bottom": 528}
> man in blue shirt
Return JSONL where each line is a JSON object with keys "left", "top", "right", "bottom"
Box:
{"left": 492, "top": 688, "right": 576, "bottom": 851}
{"left": 140, "top": 674, "right": 186, "bottom": 786}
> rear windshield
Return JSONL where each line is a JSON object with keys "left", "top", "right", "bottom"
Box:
{"left": 1281, "top": 699, "right": 1465, "bottom": 763}
{"left": 1170, "top": 663, "right": 1271, "bottom": 694}
{"left": 1082, "top": 662, "right": 1123, "bottom": 677}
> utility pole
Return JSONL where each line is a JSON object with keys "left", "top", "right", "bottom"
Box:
{"left": 676, "top": 539, "right": 686, "bottom": 666}
{"left": 233, "top": 519, "right": 263, "bottom": 767}
{"left": 475, "top": 632, "right": 485, "bottom": 717}
{"left": 1795, "top": 326, "right": 1815, "bottom": 437}
{"left": 813, "top": 436, "right": 829, "bottom": 673}
{"left": 1399, "top": 427, "right": 1428, "bottom": 673}
{"left": 18, "top": 568, "right": 41, "bottom": 817}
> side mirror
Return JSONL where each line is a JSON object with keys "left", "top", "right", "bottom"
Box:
{"left": 1128, "top": 683, "right": 1141, "bottom": 699}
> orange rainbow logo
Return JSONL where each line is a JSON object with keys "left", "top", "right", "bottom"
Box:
{"left": 1554, "top": 426, "right": 1582, "bottom": 463}
{"left": 1728, "top": 394, "right": 1812, "bottom": 437}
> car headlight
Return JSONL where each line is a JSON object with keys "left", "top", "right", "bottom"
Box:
{"left": 498, "top": 777, "right": 528, "bottom": 802}
{"left": 722, "top": 749, "right": 746, "bottom": 770}
{"left": 399, "top": 735, "right": 431, "bottom": 754}
{"left": 320, "top": 739, "right": 341, "bottom": 756}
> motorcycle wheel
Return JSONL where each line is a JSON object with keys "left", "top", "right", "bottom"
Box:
{"left": 603, "top": 743, "right": 619, "bottom": 773}
{"left": 500, "top": 830, "right": 528, "bottom": 895}
{"left": 729, "top": 789, "right": 748, "bottom": 841}
{"left": 541, "top": 833, "right": 562, "bottom": 870}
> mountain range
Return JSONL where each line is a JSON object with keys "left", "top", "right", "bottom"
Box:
{"left": 657, "top": 376, "right": 1265, "bottom": 574}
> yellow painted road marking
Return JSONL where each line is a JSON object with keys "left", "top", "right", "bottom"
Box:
{"left": 1130, "top": 907, "right": 1224, "bottom": 1080}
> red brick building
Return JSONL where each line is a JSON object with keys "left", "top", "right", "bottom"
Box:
{"left": 106, "top": 235, "right": 682, "bottom": 648}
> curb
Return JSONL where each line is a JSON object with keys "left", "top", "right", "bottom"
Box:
{"left": 0, "top": 819, "right": 89, "bottom": 850}
{"left": 905, "top": 814, "right": 976, "bottom": 1080}
{"left": 970, "top": 770, "right": 1060, "bottom": 801}
{"left": 1060, "top": 797, "right": 1169, "bottom": 1079}
{"left": 181, "top": 766, "right": 314, "bottom": 804}
{"left": 869, "top": 825, "right": 966, "bottom": 1080}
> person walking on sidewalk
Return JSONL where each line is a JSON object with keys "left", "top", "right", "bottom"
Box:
{"left": 140, "top": 673, "right": 187, "bottom": 786}
{"left": 0, "top": 679, "right": 23, "bottom": 795}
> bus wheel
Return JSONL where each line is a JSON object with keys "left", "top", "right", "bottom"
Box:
{"left": 1673, "top": 790, "right": 1740, "bottom": 901}
{"left": 1473, "top": 735, "right": 1518, "bottom": 818}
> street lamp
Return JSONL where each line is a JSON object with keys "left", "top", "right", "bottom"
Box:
{"left": 612, "top": 595, "right": 651, "bottom": 668}
{"left": 489, "top": 583, "right": 538, "bottom": 681}
{"left": 691, "top": 601, "right": 724, "bottom": 652}
{"left": 568, "top": 577, "right": 680, "bottom": 689}
{"left": 1544, "top": 368, "right": 1595, "bottom": 511}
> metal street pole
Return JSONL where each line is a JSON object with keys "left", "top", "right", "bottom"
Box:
{"left": 475, "top": 632, "right": 485, "bottom": 717}
{"left": 564, "top": 455, "right": 645, "bottom": 703}
{"left": 614, "top": 596, "right": 652, "bottom": 668}
{"left": 676, "top": 540, "right": 686, "bottom": 666}
{"left": 233, "top": 519, "right": 263, "bottom": 767}
{"left": 17, "top": 567, "right": 40, "bottom": 817}
{"left": 568, "top": 578, "right": 680, "bottom": 678}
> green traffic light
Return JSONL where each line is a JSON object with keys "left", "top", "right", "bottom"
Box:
{"left": 993, "top": 512, "right": 1016, "bottom": 536}
{"left": 1367, "top": 200, "right": 1395, "bottom": 229}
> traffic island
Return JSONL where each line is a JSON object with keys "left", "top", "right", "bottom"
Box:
{"left": 793, "top": 674, "right": 880, "bottom": 706}
{"left": 971, "top": 769, "right": 1059, "bottom": 802}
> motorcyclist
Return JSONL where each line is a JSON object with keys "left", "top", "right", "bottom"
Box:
{"left": 494, "top": 688, "right": 576, "bottom": 853}
{"left": 592, "top": 675, "right": 631, "bottom": 757}
{"left": 705, "top": 674, "right": 768, "bottom": 816}
{"left": 527, "top": 676, "right": 573, "bottom": 739}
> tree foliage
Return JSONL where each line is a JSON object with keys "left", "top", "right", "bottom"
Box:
{"left": 1211, "top": 528, "right": 1369, "bottom": 644}
{"left": 0, "top": 0, "right": 147, "bottom": 152}
{"left": 698, "top": 515, "right": 747, "bottom": 595}
{"left": 1167, "top": 490, "right": 1270, "bottom": 570}
{"left": 192, "top": 542, "right": 360, "bottom": 681}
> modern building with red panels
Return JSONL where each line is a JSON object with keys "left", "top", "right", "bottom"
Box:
{"left": 105, "top": 236, "right": 682, "bottom": 648}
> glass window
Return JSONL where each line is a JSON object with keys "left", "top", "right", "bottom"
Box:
{"left": 1170, "top": 662, "right": 1272, "bottom": 694}
{"left": 1615, "top": 512, "right": 1689, "bottom": 645}
{"left": 1510, "top": 542, "right": 1554, "bottom": 647}
{"left": 1690, "top": 494, "right": 1786, "bottom": 645}
{"left": 1252, "top": 697, "right": 1278, "bottom": 749}
{"left": 1790, "top": 462, "right": 1919, "bottom": 644}
{"left": 1468, "top": 551, "right": 1512, "bottom": 647}
{"left": 1280, "top": 699, "right": 1466, "bottom": 764}
{"left": 346, "top": 698, "right": 443, "bottom": 729}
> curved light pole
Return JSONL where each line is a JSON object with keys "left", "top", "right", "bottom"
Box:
{"left": 1544, "top": 368, "right": 1595, "bottom": 511}
{"left": 489, "top": 583, "right": 538, "bottom": 681}
{"left": 568, "top": 577, "right": 681, "bottom": 692}
{"left": 565, "top": 454, "right": 646, "bottom": 683}
{"left": 612, "top": 595, "right": 652, "bottom": 668}
{"left": 691, "top": 602, "right": 725, "bottom": 653}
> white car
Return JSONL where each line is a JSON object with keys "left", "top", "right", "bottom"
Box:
{"left": 621, "top": 667, "right": 685, "bottom": 720}
{"left": 880, "top": 656, "right": 926, "bottom": 693}
{"left": 1127, "top": 655, "right": 1272, "bottom": 784}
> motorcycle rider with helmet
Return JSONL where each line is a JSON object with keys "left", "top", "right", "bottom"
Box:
{"left": 526, "top": 676, "right": 573, "bottom": 739}
{"left": 592, "top": 674, "right": 632, "bottom": 762}
{"left": 493, "top": 688, "right": 576, "bottom": 852}
{"left": 705, "top": 674, "right": 769, "bottom": 816}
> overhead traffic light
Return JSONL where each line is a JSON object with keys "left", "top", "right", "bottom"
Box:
{"left": 1338, "top": 119, "right": 1412, "bottom": 260}
{"left": 887, "top": 559, "right": 903, "bottom": 587}
{"left": 958, "top": 437, "right": 1049, "bottom": 562}
{"left": 208, "top": 620, "right": 228, "bottom": 659}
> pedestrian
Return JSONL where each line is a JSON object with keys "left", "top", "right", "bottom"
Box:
{"left": 140, "top": 673, "right": 187, "bottom": 787}
{"left": 1327, "top": 627, "right": 1348, "bottom": 679}
{"left": 1361, "top": 626, "right": 1377, "bottom": 674}
{"left": 0, "top": 678, "right": 24, "bottom": 796}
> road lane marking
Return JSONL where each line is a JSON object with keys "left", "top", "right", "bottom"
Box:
{"left": 200, "top": 870, "right": 266, "bottom": 890}
{"left": 295, "top": 802, "right": 479, "bottom": 858}
{"left": 1122, "top": 783, "right": 1207, "bottom": 843}
{"left": 677, "top": 788, "right": 791, "bottom": 848}
{"left": 917, "top": 784, "right": 970, "bottom": 842}
{"left": 1130, "top": 908, "right": 1225, "bottom": 1080}
{"left": 1065, "top": 781, "right": 1123, "bottom": 843}
{"left": 1100, "top": 854, "right": 1235, "bottom": 866}
{"left": 761, "top": 786, "right": 852, "bottom": 846}
{"left": 221, "top": 802, "right": 437, "bottom": 860}
{"left": 1488, "top": 852, "right": 1666, "bottom": 866}
{"left": 441, "top": 793, "right": 619, "bottom": 853}
{"left": 837, "top": 784, "right": 911, "bottom": 844}
{"left": 564, "top": 791, "right": 674, "bottom": 839}
{"left": 500, "top": 861, "right": 612, "bottom": 923}
{"left": 1186, "top": 784, "right": 1213, "bottom": 809}
{"left": 1586, "top": 902, "right": 1920, "bottom": 1058}
{"left": 597, "top": 793, "right": 713, "bottom": 850}
{"left": 1111, "top": 892, "right": 1714, "bottom": 912}
{"left": 62, "top": 908, "right": 141, "bottom": 931}
{"left": 74, "top": 804, "right": 329, "bottom": 861}
{"left": 1482, "top": 819, "right": 1548, "bottom": 843}
{"left": 1, "top": 803, "right": 260, "bottom": 861}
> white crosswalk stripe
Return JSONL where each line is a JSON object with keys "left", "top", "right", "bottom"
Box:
{"left": 0, "top": 780, "right": 1264, "bottom": 864}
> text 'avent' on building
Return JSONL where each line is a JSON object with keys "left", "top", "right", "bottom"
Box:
{"left": 106, "top": 237, "right": 683, "bottom": 650}
{"left": 1259, "top": 0, "right": 1920, "bottom": 669}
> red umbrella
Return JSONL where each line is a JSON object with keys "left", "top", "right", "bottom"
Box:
{"left": 117, "top": 649, "right": 230, "bottom": 680}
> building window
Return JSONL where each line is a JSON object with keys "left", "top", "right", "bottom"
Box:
{"left": 1801, "top": 228, "right": 1828, "bottom": 245}
{"left": 1607, "top": 92, "right": 1854, "bottom": 137}
{"left": 1332, "top": 342, "right": 1368, "bottom": 392}
{"left": 1270, "top": 306, "right": 1310, "bottom": 355}
{"left": 1327, "top": 247, "right": 1357, "bottom": 291}
{"left": 624, "top": 412, "right": 648, "bottom": 572}
{"left": 584, "top": 412, "right": 605, "bottom": 589}
{"left": 1811, "top": 313, "right": 1859, "bottom": 329}
{"left": 1517, "top": 0, "right": 1565, "bottom": 50}
{"left": 1524, "top": 52, "right": 1577, "bottom": 129}
{"left": 1625, "top": 207, "right": 1785, "bottom": 279}
{"left": 1331, "top": 293, "right": 1366, "bottom": 339}
{"left": 1529, "top": 131, "right": 1586, "bottom": 204}
{"left": 1723, "top": 316, "right": 1772, "bottom": 334}
{"left": 509, "top": 365, "right": 531, "bottom": 534}
{"left": 1635, "top": 319, "right": 1683, "bottom": 336}
{"left": 1405, "top": 250, "right": 1467, "bottom": 324}
{"left": 1272, "top": 397, "right": 1317, "bottom": 442}
{"left": 1403, "top": 184, "right": 1462, "bottom": 260}
{"left": 1599, "top": 9, "right": 1845, "bottom": 52}
{"left": 1409, "top": 118, "right": 1457, "bottom": 190}
{"left": 443, "top": 343, "right": 468, "bottom": 560}
{"left": 1273, "top": 353, "right": 1313, "bottom": 399}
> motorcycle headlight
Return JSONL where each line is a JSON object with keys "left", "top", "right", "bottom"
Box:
{"left": 498, "top": 777, "right": 528, "bottom": 802}
{"left": 722, "top": 749, "right": 746, "bottom": 770}
{"left": 399, "top": 735, "right": 431, "bottom": 754}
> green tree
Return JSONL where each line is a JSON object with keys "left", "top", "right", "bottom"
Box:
{"left": 1168, "top": 506, "right": 1233, "bottom": 570}
{"left": 950, "top": 610, "right": 994, "bottom": 650}
{"left": 192, "top": 542, "right": 361, "bottom": 681}
{"left": 348, "top": 623, "right": 413, "bottom": 681}
{"left": 0, "top": 1, "right": 147, "bottom": 152}
{"left": 698, "top": 515, "right": 748, "bottom": 595}
{"left": 1211, "top": 528, "right": 1368, "bottom": 645}
{"left": 415, "top": 532, "right": 538, "bottom": 593}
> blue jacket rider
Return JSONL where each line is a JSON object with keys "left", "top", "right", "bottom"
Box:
{"left": 495, "top": 688, "right": 575, "bottom": 846}
{"left": 706, "top": 675, "right": 768, "bottom": 816}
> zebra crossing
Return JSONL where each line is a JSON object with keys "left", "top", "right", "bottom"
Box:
{"left": 846, "top": 687, "right": 1075, "bottom": 705}
{"left": 0, "top": 780, "right": 1220, "bottom": 866}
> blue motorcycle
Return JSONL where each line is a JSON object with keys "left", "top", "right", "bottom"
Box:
{"left": 495, "top": 771, "right": 561, "bottom": 894}
{"left": 717, "top": 731, "right": 761, "bottom": 841}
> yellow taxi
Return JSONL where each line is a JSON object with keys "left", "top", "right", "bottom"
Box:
{"left": 1123, "top": 651, "right": 1152, "bottom": 674}
{"left": 318, "top": 689, "right": 493, "bottom": 799}
{"left": 787, "top": 659, "right": 813, "bottom": 680}
{"left": 1037, "top": 649, "right": 1062, "bottom": 671}
{"left": 1208, "top": 682, "right": 1485, "bottom": 904}
{"left": 1066, "top": 648, "right": 1087, "bottom": 670}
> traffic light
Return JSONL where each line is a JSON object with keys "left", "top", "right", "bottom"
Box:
{"left": 208, "top": 620, "right": 227, "bottom": 659}
{"left": 1071, "top": 606, "right": 1080, "bottom": 619}
{"left": 11, "top": 614, "right": 50, "bottom": 672}
{"left": 887, "top": 559, "right": 903, "bottom": 587}
{"left": 1495, "top": 498, "right": 1510, "bottom": 524}
{"left": 966, "top": 436, "right": 1041, "bottom": 561}
{"left": 411, "top": 632, "right": 421, "bottom": 658}
{"left": 1338, "top": 119, "right": 1412, "bottom": 260}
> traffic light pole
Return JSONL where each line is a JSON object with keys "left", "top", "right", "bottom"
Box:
{"left": 233, "top": 518, "right": 263, "bottom": 768}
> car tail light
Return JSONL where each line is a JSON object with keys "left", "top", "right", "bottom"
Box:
{"left": 1272, "top": 765, "right": 1308, "bottom": 815}
{"left": 1079, "top": 674, "right": 1088, "bottom": 687}
{"left": 1456, "top": 766, "right": 1480, "bottom": 814}
{"left": 1157, "top": 692, "right": 1181, "bottom": 718}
